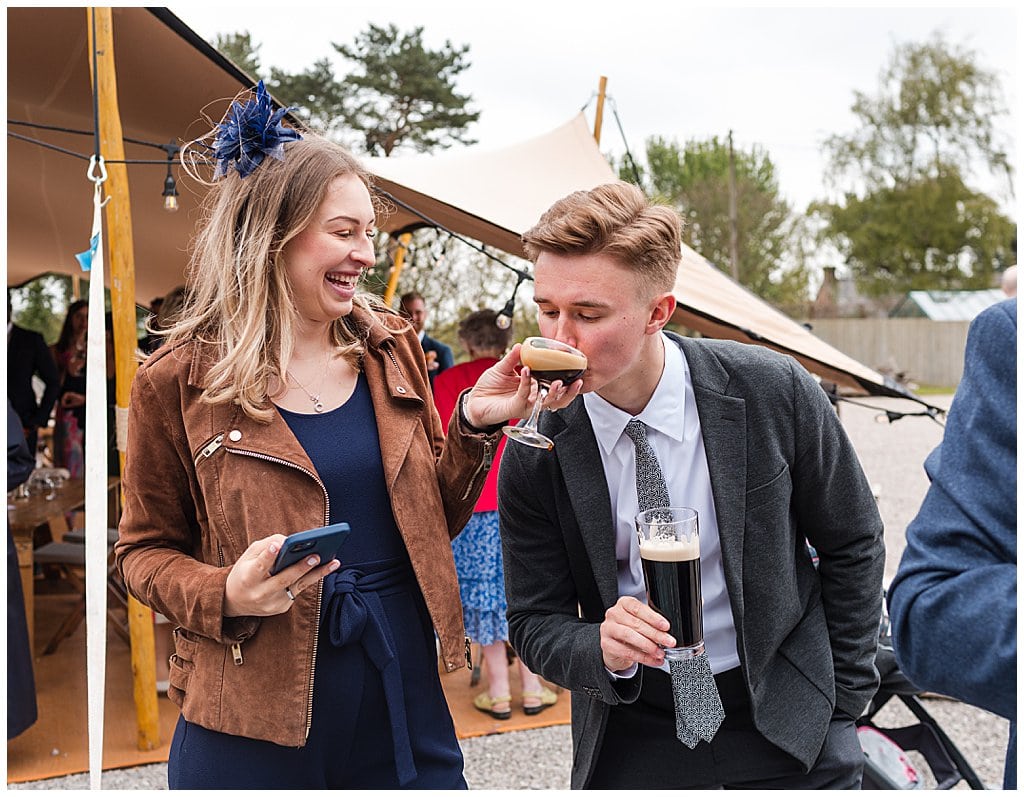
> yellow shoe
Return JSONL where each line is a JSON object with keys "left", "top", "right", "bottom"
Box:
{"left": 473, "top": 691, "right": 512, "bottom": 720}
{"left": 522, "top": 686, "right": 558, "bottom": 716}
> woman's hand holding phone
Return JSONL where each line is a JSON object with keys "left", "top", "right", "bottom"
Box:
{"left": 224, "top": 533, "right": 341, "bottom": 617}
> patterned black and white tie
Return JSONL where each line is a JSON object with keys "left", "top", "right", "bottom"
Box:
{"left": 624, "top": 419, "right": 725, "bottom": 749}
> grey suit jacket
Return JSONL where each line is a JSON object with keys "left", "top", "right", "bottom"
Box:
{"left": 499, "top": 334, "right": 884, "bottom": 788}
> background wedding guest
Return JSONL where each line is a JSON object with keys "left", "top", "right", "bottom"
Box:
{"left": 1001, "top": 264, "right": 1016, "bottom": 297}
{"left": 400, "top": 291, "right": 453, "bottom": 387}
{"left": 434, "top": 309, "right": 557, "bottom": 720}
{"left": 50, "top": 300, "right": 88, "bottom": 476}
{"left": 8, "top": 401, "right": 38, "bottom": 740}
{"left": 140, "top": 285, "right": 187, "bottom": 355}
{"left": 888, "top": 298, "right": 1017, "bottom": 790}
{"left": 7, "top": 293, "right": 60, "bottom": 460}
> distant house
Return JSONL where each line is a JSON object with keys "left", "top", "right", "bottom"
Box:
{"left": 888, "top": 289, "right": 1007, "bottom": 321}
{"left": 806, "top": 281, "right": 1009, "bottom": 387}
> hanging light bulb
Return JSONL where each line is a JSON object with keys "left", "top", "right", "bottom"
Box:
{"left": 495, "top": 275, "right": 526, "bottom": 329}
{"left": 495, "top": 298, "right": 514, "bottom": 330}
{"left": 162, "top": 170, "right": 179, "bottom": 212}
{"left": 161, "top": 142, "right": 180, "bottom": 212}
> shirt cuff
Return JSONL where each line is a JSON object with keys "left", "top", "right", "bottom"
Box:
{"left": 606, "top": 662, "right": 639, "bottom": 681}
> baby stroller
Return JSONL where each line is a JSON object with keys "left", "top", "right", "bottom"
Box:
{"left": 855, "top": 599, "right": 986, "bottom": 789}
{"left": 804, "top": 546, "right": 986, "bottom": 790}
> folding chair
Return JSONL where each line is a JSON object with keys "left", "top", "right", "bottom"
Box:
{"left": 33, "top": 528, "right": 129, "bottom": 655}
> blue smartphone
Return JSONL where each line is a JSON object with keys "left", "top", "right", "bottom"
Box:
{"left": 270, "top": 522, "right": 350, "bottom": 575}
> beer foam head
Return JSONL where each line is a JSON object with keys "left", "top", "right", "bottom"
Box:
{"left": 522, "top": 345, "right": 587, "bottom": 371}
{"left": 639, "top": 536, "right": 699, "bottom": 562}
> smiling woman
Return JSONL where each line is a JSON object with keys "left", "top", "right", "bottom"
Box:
{"left": 113, "top": 83, "right": 548, "bottom": 789}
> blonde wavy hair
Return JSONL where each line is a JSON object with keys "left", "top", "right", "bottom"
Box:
{"left": 167, "top": 118, "right": 391, "bottom": 422}
{"left": 522, "top": 181, "right": 682, "bottom": 299}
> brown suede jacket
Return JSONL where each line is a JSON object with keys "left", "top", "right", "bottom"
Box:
{"left": 114, "top": 305, "right": 499, "bottom": 746}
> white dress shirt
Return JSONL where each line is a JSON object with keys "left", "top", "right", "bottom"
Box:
{"left": 584, "top": 333, "right": 741, "bottom": 675}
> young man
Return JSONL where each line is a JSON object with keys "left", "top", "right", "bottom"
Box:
{"left": 399, "top": 291, "right": 454, "bottom": 387}
{"left": 7, "top": 295, "right": 61, "bottom": 458}
{"left": 497, "top": 182, "right": 884, "bottom": 789}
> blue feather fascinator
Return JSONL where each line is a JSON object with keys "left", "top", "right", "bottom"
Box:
{"left": 212, "top": 81, "right": 302, "bottom": 179}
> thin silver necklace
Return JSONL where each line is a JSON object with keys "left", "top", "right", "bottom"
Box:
{"left": 286, "top": 353, "right": 329, "bottom": 413}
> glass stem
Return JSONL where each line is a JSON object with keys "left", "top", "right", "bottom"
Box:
{"left": 524, "top": 386, "right": 549, "bottom": 430}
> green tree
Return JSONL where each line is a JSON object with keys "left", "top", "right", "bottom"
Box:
{"left": 270, "top": 59, "right": 350, "bottom": 141}
{"left": 333, "top": 24, "right": 479, "bottom": 156}
{"left": 812, "top": 171, "right": 1015, "bottom": 295}
{"left": 214, "top": 31, "right": 263, "bottom": 80}
{"left": 634, "top": 135, "right": 810, "bottom": 310}
{"left": 818, "top": 34, "right": 1014, "bottom": 294}
{"left": 823, "top": 33, "right": 1012, "bottom": 193}
{"left": 9, "top": 275, "right": 74, "bottom": 343}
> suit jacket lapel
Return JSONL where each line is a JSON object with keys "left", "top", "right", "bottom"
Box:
{"left": 676, "top": 337, "right": 747, "bottom": 619}
{"left": 550, "top": 401, "right": 621, "bottom": 609}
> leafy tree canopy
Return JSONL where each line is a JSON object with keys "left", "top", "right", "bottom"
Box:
{"left": 214, "top": 31, "right": 263, "bottom": 80}
{"left": 270, "top": 59, "right": 350, "bottom": 142}
{"left": 212, "top": 25, "right": 480, "bottom": 158}
{"left": 817, "top": 33, "right": 1015, "bottom": 295}
{"left": 633, "top": 135, "right": 810, "bottom": 311}
{"left": 332, "top": 24, "right": 480, "bottom": 156}
{"left": 823, "top": 32, "right": 1012, "bottom": 195}
{"left": 812, "top": 170, "right": 1015, "bottom": 296}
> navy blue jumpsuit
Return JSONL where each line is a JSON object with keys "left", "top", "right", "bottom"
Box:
{"left": 167, "top": 374, "right": 466, "bottom": 789}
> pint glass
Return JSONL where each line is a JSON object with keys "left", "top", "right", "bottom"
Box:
{"left": 636, "top": 506, "right": 704, "bottom": 661}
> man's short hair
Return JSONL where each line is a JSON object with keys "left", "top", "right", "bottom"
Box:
{"left": 457, "top": 309, "right": 511, "bottom": 354}
{"left": 522, "top": 181, "right": 682, "bottom": 297}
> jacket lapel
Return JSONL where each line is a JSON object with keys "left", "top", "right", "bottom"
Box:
{"left": 676, "top": 337, "right": 747, "bottom": 620}
{"left": 550, "top": 400, "right": 621, "bottom": 608}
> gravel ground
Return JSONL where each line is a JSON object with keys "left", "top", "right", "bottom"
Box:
{"left": 11, "top": 393, "right": 1011, "bottom": 790}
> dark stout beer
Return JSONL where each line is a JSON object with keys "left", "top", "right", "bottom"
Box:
{"left": 520, "top": 345, "right": 587, "bottom": 386}
{"left": 640, "top": 537, "right": 703, "bottom": 650}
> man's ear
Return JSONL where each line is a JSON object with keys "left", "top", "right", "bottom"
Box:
{"left": 647, "top": 291, "right": 677, "bottom": 333}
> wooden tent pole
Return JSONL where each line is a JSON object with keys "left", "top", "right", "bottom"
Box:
{"left": 87, "top": 6, "right": 160, "bottom": 751}
{"left": 383, "top": 232, "right": 412, "bottom": 305}
{"left": 593, "top": 76, "right": 608, "bottom": 144}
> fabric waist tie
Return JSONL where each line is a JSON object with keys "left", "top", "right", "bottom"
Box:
{"left": 323, "top": 558, "right": 418, "bottom": 786}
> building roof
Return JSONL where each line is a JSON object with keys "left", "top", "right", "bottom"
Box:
{"left": 890, "top": 290, "right": 1007, "bottom": 321}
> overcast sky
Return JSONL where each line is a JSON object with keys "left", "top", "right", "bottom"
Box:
{"left": 173, "top": 3, "right": 1018, "bottom": 213}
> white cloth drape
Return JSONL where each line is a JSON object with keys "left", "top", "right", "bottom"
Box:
{"left": 82, "top": 164, "right": 109, "bottom": 791}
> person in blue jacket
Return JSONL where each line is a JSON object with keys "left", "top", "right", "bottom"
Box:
{"left": 887, "top": 298, "right": 1016, "bottom": 789}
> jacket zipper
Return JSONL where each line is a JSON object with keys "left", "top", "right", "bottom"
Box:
{"left": 384, "top": 346, "right": 404, "bottom": 378}
{"left": 216, "top": 543, "right": 245, "bottom": 665}
{"left": 194, "top": 433, "right": 225, "bottom": 467}
{"left": 460, "top": 438, "right": 495, "bottom": 501}
{"left": 223, "top": 447, "right": 330, "bottom": 740}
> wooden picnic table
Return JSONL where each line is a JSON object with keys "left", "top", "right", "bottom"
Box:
{"left": 7, "top": 476, "right": 120, "bottom": 650}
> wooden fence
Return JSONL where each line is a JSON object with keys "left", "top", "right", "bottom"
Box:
{"left": 802, "top": 318, "right": 971, "bottom": 388}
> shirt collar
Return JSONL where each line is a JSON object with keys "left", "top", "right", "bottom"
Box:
{"left": 584, "top": 333, "right": 686, "bottom": 457}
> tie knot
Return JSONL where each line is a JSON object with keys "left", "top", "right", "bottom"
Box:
{"left": 624, "top": 418, "right": 671, "bottom": 513}
{"left": 624, "top": 419, "right": 650, "bottom": 449}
